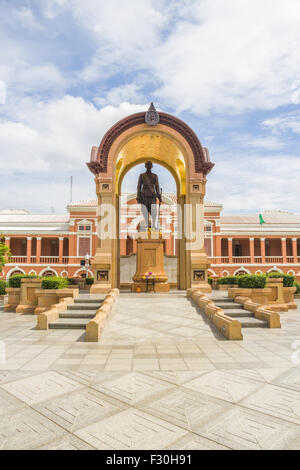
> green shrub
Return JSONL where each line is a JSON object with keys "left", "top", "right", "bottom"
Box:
{"left": 217, "top": 276, "right": 240, "bottom": 285}
{"left": 41, "top": 277, "right": 69, "bottom": 290}
{"left": 8, "top": 274, "right": 38, "bottom": 288}
{"left": 237, "top": 274, "right": 266, "bottom": 289}
{"left": 67, "top": 277, "right": 78, "bottom": 285}
{"left": 85, "top": 277, "right": 94, "bottom": 285}
{"left": 267, "top": 272, "right": 294, "bottom": 287}
{"left": 0, "top": 279, "right": 8, "bottom": 295}
{"left": 293, "top": 281, "right": 300, "bottom": 294}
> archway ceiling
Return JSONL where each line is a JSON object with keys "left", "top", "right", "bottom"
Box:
{"left": 116, "top": 132, "right": 186, "bottom": 194}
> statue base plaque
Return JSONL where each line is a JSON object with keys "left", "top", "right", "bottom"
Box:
{"left": 132, "top": 233, "right": 170, "bottom": 293}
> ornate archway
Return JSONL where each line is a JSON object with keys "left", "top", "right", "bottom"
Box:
{"left": 87, "top": 104, "right": 214, "bottom": 292}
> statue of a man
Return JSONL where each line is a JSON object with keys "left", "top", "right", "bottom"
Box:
{"left": 137, "top": 161, "right": 162, "bottom": 229}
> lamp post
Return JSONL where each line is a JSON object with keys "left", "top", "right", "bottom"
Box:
{"left": 85, "top": 253, "right": 90, "bottom": 279}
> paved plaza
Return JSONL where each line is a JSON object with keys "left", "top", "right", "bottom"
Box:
{"left": 0, "top": 292, "right": 300, "bottom": 449}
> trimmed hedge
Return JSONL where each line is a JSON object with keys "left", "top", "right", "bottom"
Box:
{"left": 41, "top": 277, "right": 69, "bottom": 290}
{"left": 294, "top": 281, "right": 300, "bottom": 294}
{"left": 8, "top": 274, "right": 39, "bottom": 288}
{"left": 237, "top": 274, "right": 266, "bottom": 289}
{"left": 67, "top": 277, "right": 78, "bottom": 285}
{"left": 0, "top": 279, "right": 8, "bottom": 295}
{"left": 85, "top": 277, "right": 94, "bottom": 285}
{"left": 217, "top": 276, "right": 239, "bottom": 285}
{"left": 267, "top": 272, "right": 294, "bottom": 287}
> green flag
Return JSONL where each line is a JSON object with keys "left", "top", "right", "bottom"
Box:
{"left": 259, "top": 213, "right": 266, "bottom": 225}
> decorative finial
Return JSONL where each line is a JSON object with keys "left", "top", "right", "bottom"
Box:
{"left": 145, "top": 102, "right": 159, "bottom": 126}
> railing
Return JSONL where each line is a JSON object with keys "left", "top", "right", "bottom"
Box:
{"left": 265, "top": 256, "right": 283, "bottom": 263}
{"left": 232, "top": 256, "right": 251, "bottom": 264}
{"left": 40, "top": 256, "right": 59, "bottom": 264}
{"left": 8, "top": 254, "right": 300, "bottom": 267}
{"left": 208, "top": 257, "right": 229, "bottom": 264}
{"left": 10, "top": 256, "right": 27, "bottom": 263}
{"left": 7, "top": 255, "right": 83, "bottom": 265}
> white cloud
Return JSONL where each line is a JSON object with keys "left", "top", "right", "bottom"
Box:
{"left": 63, "top": 0, "right": 300, "bottom": 114}
{"left": 42, "top": 0, "right": 69, "bottom": 19}
{"left": 15, "top": 7, "right": 43, "bottom": 30}
{"left": 153, "top": 0, "right": 300, "bottom": 113}
{"left": 0, "top": 97, "right": 147, "bottom": 211}
{"left": 232, "top": 133, "right": 284, "bottom": 150}
{"left": 263, "top": 112, "right": 300, "bottom": 134}
{"left": 94, "top": 83, "right": 145, "bottom": 107}
{"left": 206, "top": 153, "right": 300, "bottom": 213}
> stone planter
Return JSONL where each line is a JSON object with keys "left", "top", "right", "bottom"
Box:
{"left": 228, "top": 287, "right": 252, "bottom": 299}
{"left": 16, "top": 278, "right": 42, "bottom": 314}
{"left": 218, "top": 284, "right": 235, "bottom": 291}
{"left": 228, "top": 287, "right": 272, "bottom": 305}
{"left": 229, "top": 279, "right": 296, "bottom": 311}
{"left": 283, "top": 286, "right": 297, "bottom": 309}
{"left": 35, "top": 289, "right": 59, "bottom": 315}
{"left": 57, "top": 288, "right": 79, "bottom": 301}
{"left": 4, "top": 288, "right": 21, "bottom": 312}
{"left": 35, "top": 288, "right": 79, "bottom": 315}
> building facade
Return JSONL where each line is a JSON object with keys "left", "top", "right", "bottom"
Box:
{"left": 1, "top": 196, "right": 300, "bottom": 282}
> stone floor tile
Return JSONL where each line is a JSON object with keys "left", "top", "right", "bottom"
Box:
{"left": 34, "top": 387, "right": 126, "bottom": 431}
{"left": 166, "top": 432, "right": 230, "bottom": 450}
{"left": 75, "top": 409, "right": 187, "bottom": 450}
{"left": 183, "top": 370, "right": 263, "bottom": 403}
{"left": 38, "top": 433, "right": 96, "bottom": 450}
{"left": 240, "top": 383, "right": 300, "bottom": 424}
{"left": 0, "top": 408, "right": 65, "bottom": 450}
{"left": 138, "top": 386, "right": 230, "bottom": 431}
{"left": 196, "top": 406, "right": 298, "bottom": 450}
{"left": 91, "top": 372, "right": 173, "bottom": 405}
{"left": 0, "top": 388, "right": 27, "bottom": 418}
{"left": 272, "top": 368, "right": 300, "bottom": 392}
{"left": 1, "top": 370, "right": 83, "bottom": 405}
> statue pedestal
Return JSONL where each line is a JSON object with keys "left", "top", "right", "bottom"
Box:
{"left": 132, "top": 234, "right": 170, "bottom": 293}
{"left": 90, "top": 253, "right": 112, "bottom": 294}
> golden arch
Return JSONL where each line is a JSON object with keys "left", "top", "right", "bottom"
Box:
{"left": 115, "top": 131, "right": 186, "bottom": 196}
{"left": 87, "top": 110, "right": 214, "bottom": 292}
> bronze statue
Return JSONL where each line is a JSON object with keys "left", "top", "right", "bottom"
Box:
{"left": 137, "top": 161, "right": 162, "bottom": 230}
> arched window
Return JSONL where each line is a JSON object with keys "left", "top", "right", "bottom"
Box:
{"left": 9, "top": 270, "right": 24, "bottom": 277}
{"left": 42, "top": 270, "right": 56, "bottom": 277}
{"left": 234, "top": 269, "right": 249, "bottom": 276}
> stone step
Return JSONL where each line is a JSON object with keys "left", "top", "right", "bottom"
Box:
{"left": 49, "top": 318, "right": 90, "bottom": 329}
{"left": 67, "top": 304, "right": 101, "bottom": 311}
{"left": 214, "top": 302, "right": 242, "bottom": 309}
{"left": 61, "top": 309, "right": 98, "bottom": 317}
{"left": 238, "top": 317, "right": 268, "bottom": 328}
{"left": 214, "top": 297, "right": 235, "bottom": 303}
{"left": 59, "top": 311, "right": 95, "bottom": 319}
{"left": 224, "top": 310, "right": 254, "bottom": 318}
{"left": 74, "top": 297, "right": 104, "bottom": 304}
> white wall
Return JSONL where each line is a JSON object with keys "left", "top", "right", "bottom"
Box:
{"left": 120, "top": 255, "right": 177, "bottom": 283}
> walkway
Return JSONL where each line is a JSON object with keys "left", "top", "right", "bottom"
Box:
{"left": 0, "top": 293, "right": 300, "bottom": 449}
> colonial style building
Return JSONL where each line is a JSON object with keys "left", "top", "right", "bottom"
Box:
{"left": 1, "top": 196, "right": 300, "bottom": 283}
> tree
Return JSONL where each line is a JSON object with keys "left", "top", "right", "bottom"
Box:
{"left": 0, "top": 236, "right": 11, "bottom": 273}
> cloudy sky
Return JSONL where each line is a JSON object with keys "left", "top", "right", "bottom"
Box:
{"left": 1, "top": 0, "right": 300, "bottom": 214}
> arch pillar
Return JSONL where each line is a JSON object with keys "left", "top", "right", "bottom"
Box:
{"left": 88, "top": 107, "right": 214, "bottom": 293}
{"left": 90, "top": 176, "right": 116, "bottom": 293}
